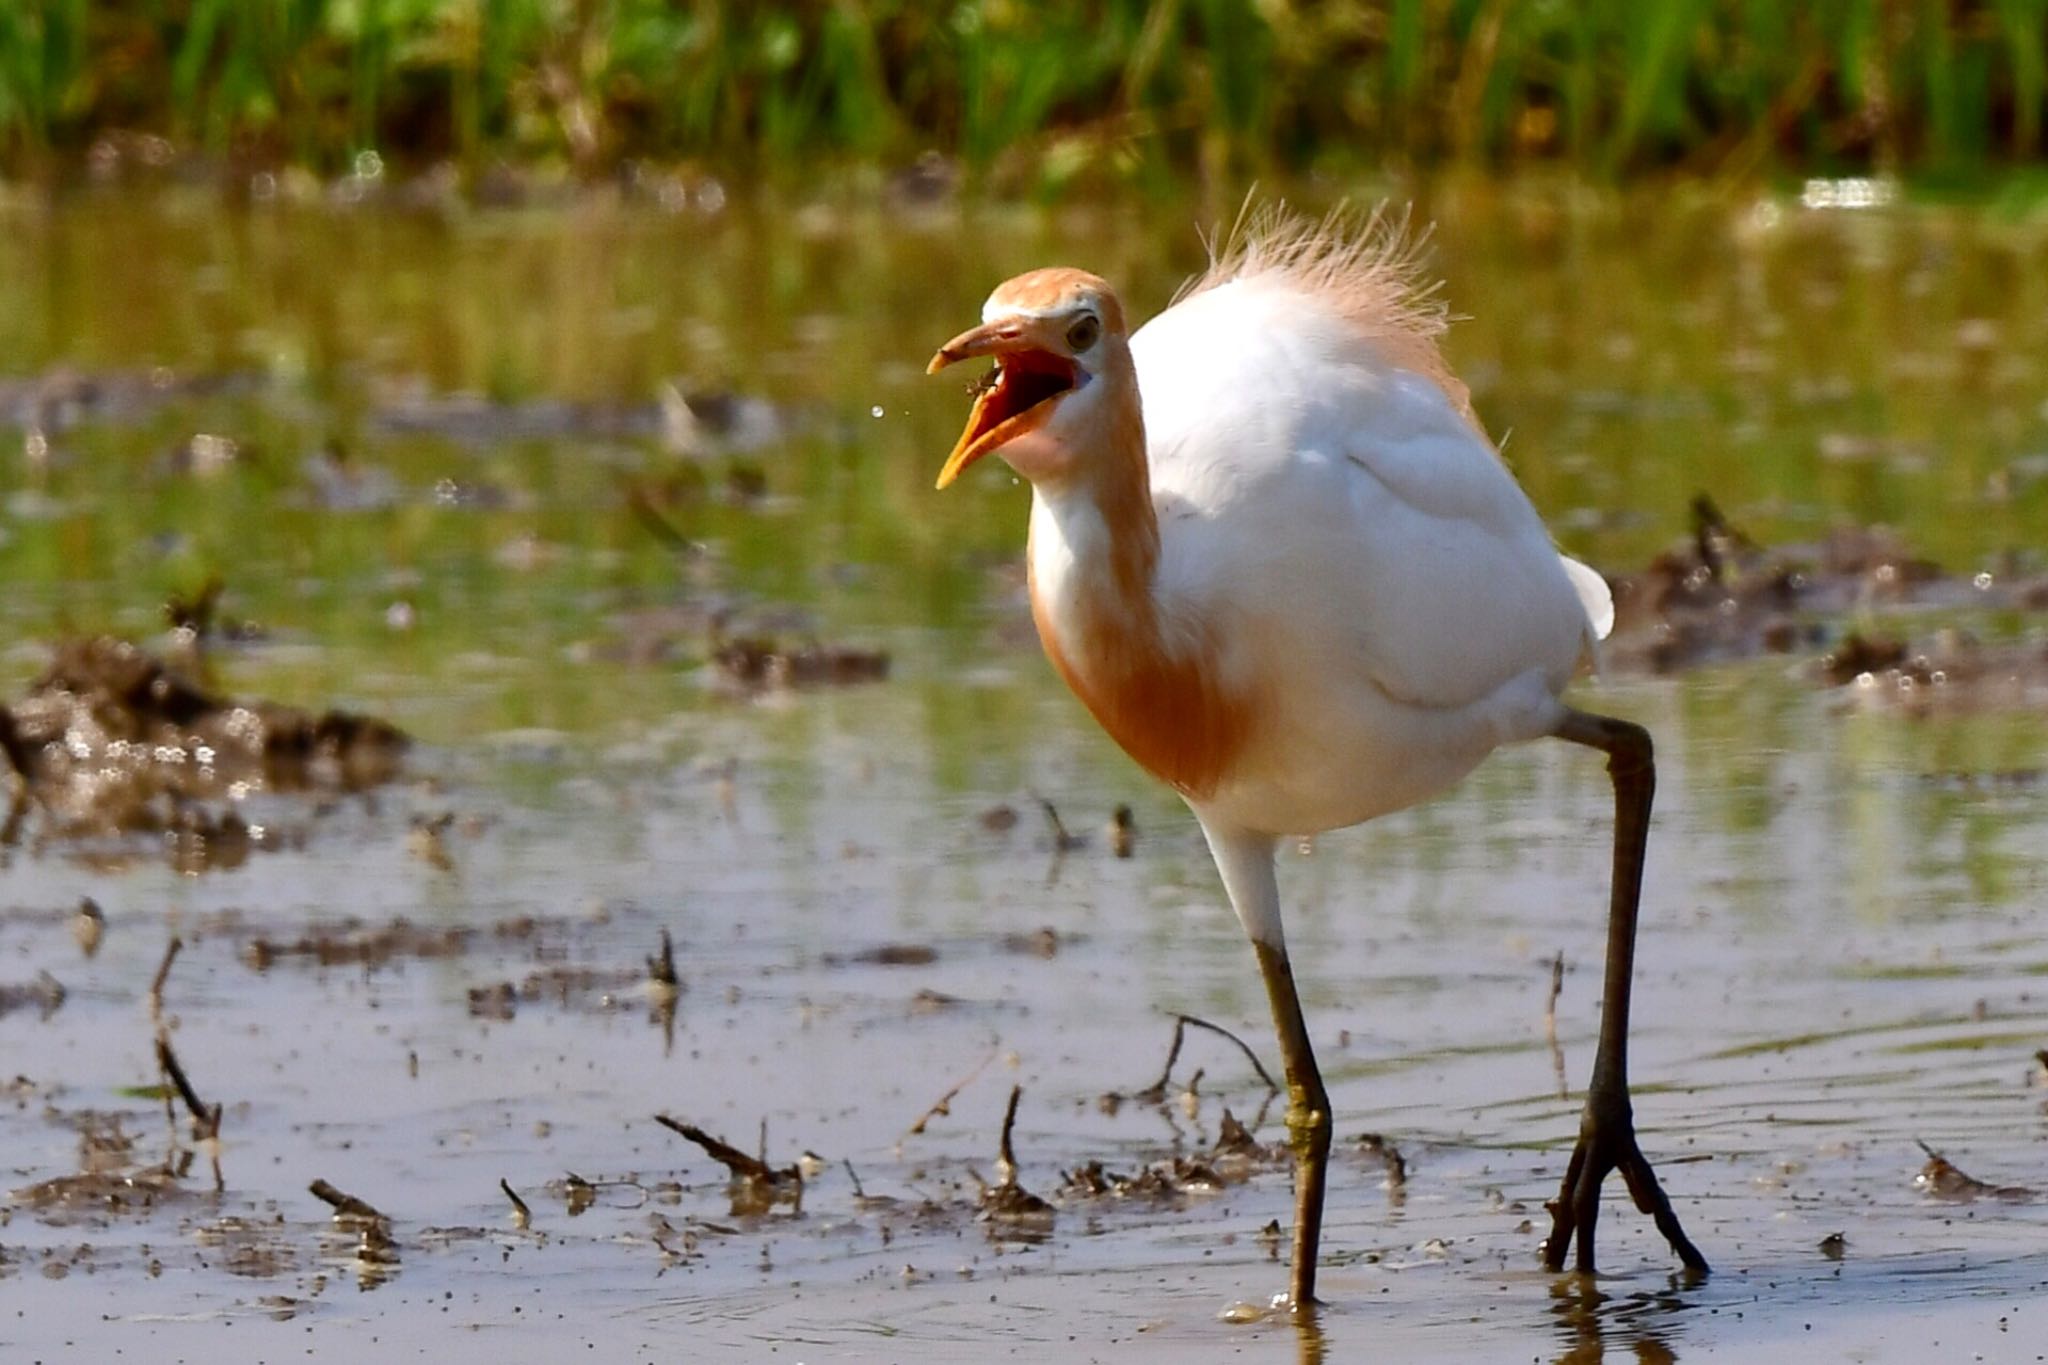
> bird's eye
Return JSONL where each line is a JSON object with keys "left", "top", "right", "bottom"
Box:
{"left": 1065, "top": 314, "right": 1101, "bottom": 351}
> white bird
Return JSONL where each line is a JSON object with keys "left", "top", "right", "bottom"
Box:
{"left": 927, "top": 207, "right": 1706, "bottom": 1307}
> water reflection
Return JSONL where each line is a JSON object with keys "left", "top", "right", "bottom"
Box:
{"left": 1294, "top": 1308, "right": 1327, "bottom": 1365}
{"left": 1549, "top": 1274, "right": 1698, "bottom": 1364}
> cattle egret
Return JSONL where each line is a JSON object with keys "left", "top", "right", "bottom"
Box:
{"left": 928, "top": 207, "right": 1707, "bottom": 1307}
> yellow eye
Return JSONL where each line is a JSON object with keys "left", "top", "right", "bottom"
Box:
{"left": 1065, "top": 314, "right": 1100, "bottom": 351}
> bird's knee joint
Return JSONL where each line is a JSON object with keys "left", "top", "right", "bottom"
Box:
{"left": 1603, "top": 724, "right": 1655, "bottom": 780}
{"left": 1286, "top": 1092, "right": 1331, "bottom": 1150}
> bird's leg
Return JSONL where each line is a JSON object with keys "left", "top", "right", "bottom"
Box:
{"left": 1542, "top": 708, "right": 1708, "bottom": 1277}
{"left": 1202, "top": 825, "right": 1331, "bottom": 1307}
{"left": 1252, "top": 937, "right": 1332, "bottom": 1308}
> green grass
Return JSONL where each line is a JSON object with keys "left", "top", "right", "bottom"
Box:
{"left": 3, "top": 1, "right": 2048, "bottom": 187}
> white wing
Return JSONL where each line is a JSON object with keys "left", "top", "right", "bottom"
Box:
{"left": 1131, "top": 276, "right": 1599, "bottom": 712}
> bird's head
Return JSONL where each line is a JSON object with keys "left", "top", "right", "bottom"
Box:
{"left": 927, "top": 267, "right": 1128, "bottom": 490}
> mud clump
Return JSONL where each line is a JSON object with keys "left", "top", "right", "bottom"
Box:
{"left": 1, "top": 634, "right": 406, "bottom": 867}
{"left": 1914, "top": 1141, "right": 2038, "bottom": 1203}
{"left": 0, "top": 366, "right": 268, "bottom": 437}
{"left": 14, "top": 1109, "right": 189, "bottom": 1222}
{"left": 1604, "top": 496, "right": 2048, "bottom": 704}
{"left": 0, "top": 971, "right": 66, "bottom": 1019}
{"left": 242, "top": 917, "right": 470, "bottom": 972}
{"left": 711, "top": 636, "right": 891, "bottom": 692}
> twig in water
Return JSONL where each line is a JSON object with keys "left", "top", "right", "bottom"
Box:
{"left": 1359, "top": 1132, "right": 1408, "bottom": 1190}
{"left": 147, "top": 936, "right": 183, "bottom": 1022}
{"left": 900, "top": 1044, "right": 999, "bottom": 1142}
{"left": 1038, "top": 797, "right": 1086, "bottom": 851}
{"left": 996, "top": 1084, "right": 1023, "bottom": 1186}
{"left": 310, "top": 1178, "right": 390, "bottom": 1224}
{"left": 647, "top": 928, "right": 680, "bottom": 1054}
{"left": 647, "top": 929, "right": 680, "bottom": 993}
{"left": 1132, "top": 1013, "right": 1281, "bottom": 1103}
{"left": 978, "top": 1085, "right": 1053, "bottom": 1224}
{"left": 1132, "top": 1018, "right": 1188, "bottom": 1103}
{"left": 1109, "top": 804, "right": 1136, "bottom": 858}
{"left": 655, "top": 1114, "right": 802, "bottom": 1214}
{"left": 73, "top": 898, "right": 105, "bottom": 957}
{"left": 656, "top": 1115, "right": 793, "bottom": 1183}
{"left": 1544, "top": 950, "right": 1567, "bottom": 1099}
{"left": 1914, "top": 1138, "right": 2038, "bottom": 1202}
{"left": 623, "top": 481, "right": 703, "bottom": 558}
{"left": 154, "top": 1034, "right": 224, "bottom": 1191}
{"left": 501, "top": 1178, "right": 532, "bottom": 1230}
{"left": 1036, "top": 796, "right": 1086, "bottom": 889}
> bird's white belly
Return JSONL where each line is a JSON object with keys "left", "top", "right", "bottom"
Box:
{"left": 1191, "top": 660, "right": 1565, "bottom": 837}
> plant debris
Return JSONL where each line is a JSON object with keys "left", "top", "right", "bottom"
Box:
{"left": 831, "top": 942, "right": 939, "bottom": 967}
{"left": 646, "top": 928, "right": 682, "bottom": 1003}
{"left": 1358, "top": 1132, "right": 1408, "bottom": 1189}
{"left": 243, "top": 918, "right": 472, "bottom": 971}
{"left": 310, "top": 1177, "right": 392, "bottom": 1225}
{"left": 1, "top": 632, "right": 406, "bottom": 866}
{"left": 0, "top": 366, "right": 269, "bottom": 436}
{"left": 974, "top": 1086, "right": 1054, "bottom": 1231}
{"left": 501, "top": 1178, "right": 532, "bottom": 1230}
{"left": 710, "top": 635, "right": 891, "bottom": 692}
{"left": 0, "top": 970, "right": 66, "bottom": 1020}
{"left": 71, "top": 897, "right": 105, "bottom": 957}
{"left": 1913, "top": 1140, "right": 2037, "bottom": 1202}
{"left": 655, "top": 1115, "right": 802, "bottom": 1216}
{"left": 1116, "top": 1013, "right": 1281, "bottom": 1107}
{"left": 900, "top": 1046, "right": 999, "bottom": 1142}
{"left": 1603, "top": 496, "right": 2047, "bottom": 683}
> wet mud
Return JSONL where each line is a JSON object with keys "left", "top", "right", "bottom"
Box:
{"left": 2, "top": 631, "right": 406, "bottom": 870}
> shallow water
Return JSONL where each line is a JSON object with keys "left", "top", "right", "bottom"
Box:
{"left": 4, "top": 181, "right": 2048, "bottom": 1362}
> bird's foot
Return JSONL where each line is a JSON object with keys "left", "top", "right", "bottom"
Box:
{"left": 1540, "top": 1090, "right": 1708, "bottom": 1277}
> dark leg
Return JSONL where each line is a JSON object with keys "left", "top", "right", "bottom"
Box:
{"left": 1253, "top": 939, "right": 1333, "bottom": 1307}
{"left": 1542, "top": 708, "right": 1708, "bottom": 1276}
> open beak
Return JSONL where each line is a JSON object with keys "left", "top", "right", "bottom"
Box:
{"left": 928, "top": 321, "right": 1078, "bottom": 489}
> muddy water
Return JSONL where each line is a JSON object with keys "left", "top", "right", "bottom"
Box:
{"left": 4, "top": 183, "right": 2048, "bottom": 1362}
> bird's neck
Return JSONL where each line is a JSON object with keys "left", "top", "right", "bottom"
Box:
{"left": 1024, "top": 369, "right": 1253, "bottom": 799}
{"left": 1026, "top": 363, "right": 1161, "bottom": 656}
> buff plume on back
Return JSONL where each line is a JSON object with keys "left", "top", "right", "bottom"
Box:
{"left": 1174, "top": 203, "right": 1476, "bottom": 424}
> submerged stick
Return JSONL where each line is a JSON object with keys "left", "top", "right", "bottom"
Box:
{"left": 147, "top": 936, "right": 183, "bottom": 1022}
{"left": 647, "top": 929, "right": 680, "bottom": 991}
{"left": 501, "top": 1177, "right": 532, "bottom": 1229}
{"left": 155, "top": 1035, "right": 207, "bottom": 1126}
{"left": 656, "top": 1114, "right": 800, "bottom": 1216}
{"left": 1359, "top": 1132, "right": 1408, "bottom": 1189}
{"left": 995, "top": 1084, "right": 1023, "bottom": 1186}
{"left": 1914, "top": 1138, "right": 2038, "bottom": 1202}
{"left": 144, "top": 936, "right": 225, "bottom": 1189}
{"left": 154, "top": 1034, "right": 224, "bottom": 1190}
{"left": 1038, "top": 798, "right": 1085, "bottom": 852}
{"left": 310, "top": 1178, "right": 390, "bottom": 1223}
{"left": 1135, "top": 1013, "right": 1281, "bottom": 1103}
{"left": 1544, "top": 950, "right": 1567, "bottom": 1099}
{"left": 623, "top": 481, "right": 702, "bottom": 557}
{"left": 900, "top": 1044, "right": 999, "bottom": 1141}
{"left": 978, "top": 1084, "right": 1053, "bottom": 1222}
{"left": 655, "top": 1115, "right": 800, "bottom": 1186}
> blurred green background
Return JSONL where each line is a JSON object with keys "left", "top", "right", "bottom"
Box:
{"left": 4, "top": 1, "right": 2048, "bottom": 192}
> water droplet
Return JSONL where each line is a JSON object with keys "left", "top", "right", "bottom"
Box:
{"left": 870, "top": 405, "right": 884, "bottom": 419}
